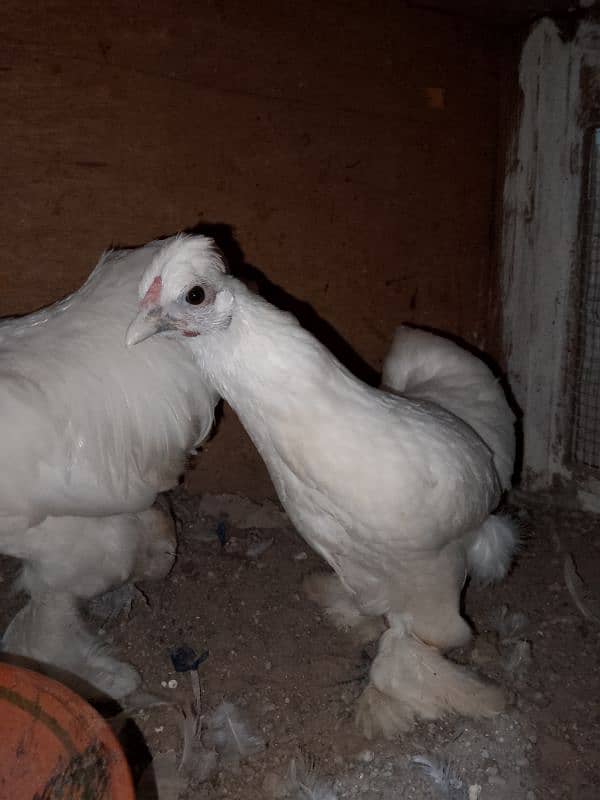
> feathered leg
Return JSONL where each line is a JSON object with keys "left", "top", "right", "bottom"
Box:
{"left": 303, "top": 572, "right": 385, "bottom": 643}
{"left": 354, "top": 541, "right": 506, "bottom": 739}
{"left": 130, "top": 507, "right": 177, "bottom": 583}
{"left": 355, "top": 619, "right": 506, "bottom": 739}
{"left": 1, "top": 591, "right": 141, "bottom": 699}
{"left": 1, "top": 508, "right": 175, "bottom": 699}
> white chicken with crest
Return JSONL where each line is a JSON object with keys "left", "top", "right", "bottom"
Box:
{"left": 0, "top": 239, "right": 217, "bottom": 698}
{"left": 128, "top": 234, "right": 518, "bottom": 738}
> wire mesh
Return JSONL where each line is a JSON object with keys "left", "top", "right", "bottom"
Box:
{"left": 572, "top": 129, "right": 600, "bottom": 469}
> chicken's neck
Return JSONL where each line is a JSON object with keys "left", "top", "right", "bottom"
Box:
{"left": 191, "top": 284, "right": 353, "bottom": 440}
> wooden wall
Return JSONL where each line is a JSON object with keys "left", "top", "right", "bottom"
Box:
{"left": 1, "top": 1, "right": 504, "bottom": 497}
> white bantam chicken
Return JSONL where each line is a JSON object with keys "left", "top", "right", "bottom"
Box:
{"left": 127, "top": 234, "right": 517, "bottom": 738}
{"left": 0, "top": 238, "right": 217, "bottom": 698}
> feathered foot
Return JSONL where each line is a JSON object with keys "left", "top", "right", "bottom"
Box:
{"left": 1, "top": 592, "right": 140, "bottom": 699}
{"left": 133, "top": 507, "right": 177, "bottom": 582}
{"left": 356, "top": 684, "right": 415, "bottom": 739}
{"left": 355, "top": 624, "right": 506, "bottom": 740}
{"left": 303, "top": 572, "right": 385, "bottom": 644}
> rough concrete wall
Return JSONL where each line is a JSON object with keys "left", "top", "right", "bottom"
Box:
{"left": 0, "top": 1, "right": 502, "bottom": 497}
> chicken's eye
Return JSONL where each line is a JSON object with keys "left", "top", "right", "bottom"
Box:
{"left": 185, "top": 286, "right": 205, "bottom": 305}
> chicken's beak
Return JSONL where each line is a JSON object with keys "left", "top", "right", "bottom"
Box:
{"left": 126, "top": 308, "right": 164, "bottom": 347}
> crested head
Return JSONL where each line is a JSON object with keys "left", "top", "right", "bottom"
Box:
{"left": 127, "top": 234, "right": 236, "bottom": 346}
{"left": 127, "top": 233, "right": 346, "bottom": 410}
{"left": 138, "top": 234, "right": 227, "bottom": 303}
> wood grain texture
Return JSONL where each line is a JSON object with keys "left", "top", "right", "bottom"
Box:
{"left": 0, "top": 0, "right": 503, "bottom": 496}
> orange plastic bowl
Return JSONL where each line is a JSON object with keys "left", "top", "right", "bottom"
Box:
{"left": 0, "top": 662, "right": 134, "bottom": 799}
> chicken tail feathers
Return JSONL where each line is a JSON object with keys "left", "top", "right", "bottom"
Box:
{"left": 465, "top": 513, "right": 519, "bottom": 584}
{"left": 381, "top": 326, "right": 516, "bottom": 491}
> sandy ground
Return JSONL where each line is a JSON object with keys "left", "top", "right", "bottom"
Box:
{"left": 1, "top": 490, "right": 599, "bottom": 799}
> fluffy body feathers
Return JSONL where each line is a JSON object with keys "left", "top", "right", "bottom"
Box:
{"left": 381, "top": 326, "right": 515, "bottom": 491}
{"left": 0, "top": 242, "right": 215, "bottom": 535}
{"left": 130, "top": 234, "right": 518, "bottom": 735}
{"left": 0, "top": 240, "right": 217, "bottom": 695}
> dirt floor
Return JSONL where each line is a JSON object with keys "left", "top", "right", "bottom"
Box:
{"left": 1, "top": 490, "right": 599, "bottom": 799}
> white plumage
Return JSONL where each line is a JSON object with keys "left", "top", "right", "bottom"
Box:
{"left": 128, "top": 234, "right": 518, "bottom": 737}
{"left": 381, "top": 326, "right": 518, "bottom": 585}
{"left": 381, "top": 325, "right": 515, "bottom": 492}
{"left": 0, "top": 239, "right": 217, "bottom": 697}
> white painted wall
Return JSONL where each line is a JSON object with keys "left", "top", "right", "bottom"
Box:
{"left": 502, "top": 18, "right": 600, "bottom": 508}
